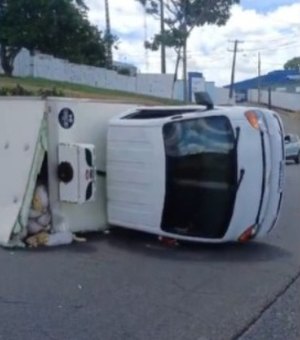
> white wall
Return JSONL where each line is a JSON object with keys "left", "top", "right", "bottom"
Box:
{"left": 188, "top": 76, "right": 231, "bottom": 106}
{"left": 0, "top": 49, "right": 184, "bottom": 100}
{"left": 136, "top": 73, "right": 174, "bottom": 99}
{"left": 173, "top": 80, "right": 184, "bottom": 101}
{"left": 205, "top": 82, "right": 215, "bottom": 102}
{"left": 248, "top": 89, "right": 300, "bottom": 111}
{"left": 248, "top": 89, "right": 257, "bottom": 103}
{"left": 1, "top": 48, "right": 229, "bottom": 104}
{"left": 214, "top": 87, "right": 231, "bottom": 105}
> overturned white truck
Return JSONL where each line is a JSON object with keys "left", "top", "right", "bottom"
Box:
{"left": 0, "top": 97, "right": 285, "bottom": 247}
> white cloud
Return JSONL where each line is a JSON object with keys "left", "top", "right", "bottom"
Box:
{"left": 86, "top": 1, "right": 300, "bottom": 86}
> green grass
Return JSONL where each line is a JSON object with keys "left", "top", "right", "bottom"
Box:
{"left": 0, "top": 75, "right": 182, "bottom": 105}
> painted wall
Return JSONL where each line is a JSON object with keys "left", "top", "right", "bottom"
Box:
{"left": 214, "top": 87, "right": 231, "bottom": 106}
{"left": 248, "top": 89, "right": 300, "bottom": 111}
{"left": 0, "top": 48, "right": 230, "bottom": 104}
{"left": 136, "top": 73, "right": 174, "bottom": 99}
{"left": 0, "top": 49, "right": 180, "bottom": 100}
{"left": 205, "top": 81, "right": 215, "bottom": 102}
{"left": 187, "top": 73, "right": 231, "bottom": 105}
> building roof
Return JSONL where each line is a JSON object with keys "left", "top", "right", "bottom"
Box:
{"left": 225, "top": 70, "right": 300, "bottom": 92}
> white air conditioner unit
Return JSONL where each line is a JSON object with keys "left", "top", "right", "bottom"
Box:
{"left": 58, "top": 143, "right": 96, "bottom": 204}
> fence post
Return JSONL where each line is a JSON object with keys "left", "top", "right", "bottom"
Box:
{"left": 268, "top": 87, "right": 272, "bottom": 109}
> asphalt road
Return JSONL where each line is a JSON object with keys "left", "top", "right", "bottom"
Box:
{"left": 0, "top": 110, "right": 299, "bottom": 340}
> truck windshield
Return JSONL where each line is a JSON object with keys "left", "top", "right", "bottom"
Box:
{"left": 161, "top": 115, "right": 237, "bottom": 238}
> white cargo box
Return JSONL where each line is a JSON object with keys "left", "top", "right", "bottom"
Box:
{"left": 0, "top": 97, "right": 136, "bottom": 246}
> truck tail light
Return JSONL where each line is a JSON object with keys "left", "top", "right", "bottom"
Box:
{"left": 238, "top": 225, "right": 256, "bottom": 243}
{"left": 245, "top": 111, "right": 260, "bottom": 129}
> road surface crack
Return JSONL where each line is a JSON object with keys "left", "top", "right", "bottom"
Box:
{"left": 0, "top": 297, "right": 28, "bottom": 306}
{"left": 232, "top": 269, "right": 300, "bottom": 340}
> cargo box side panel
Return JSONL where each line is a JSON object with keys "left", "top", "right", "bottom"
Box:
{"left": 17, "top": 121, "right": 47, "bottom": 233}
{"left": 47, "top": 100, "right": 137, "bottom": 233}
{"left": 0, "top": 99, "right": 45, "bottom": 245}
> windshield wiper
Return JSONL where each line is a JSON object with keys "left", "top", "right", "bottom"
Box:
{"left": 233, "top": 126, "right": 244, "bottom": 192}
{"left": 234, "top": 127, "right": 241, "bottom": 149}
{"left": 236, "top": 169, "right": 245, "bottom": 192}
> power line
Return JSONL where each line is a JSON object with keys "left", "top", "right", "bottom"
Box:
{"left": 241, "top": 57, "right": 284, "bottom": 67}
{"left": 242, "top": 40, "right": 300, "bottom": 52}
{"left": 186, "top": 49, "right": 227, "bottom": 56}
{"left": 117, "top": 34, "right": 300, "bottom": 73}
{"left": 231, "top": 32, "right": 299, "bottom": 45}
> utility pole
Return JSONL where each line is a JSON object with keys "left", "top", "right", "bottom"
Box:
{"left": 228, "top": 40, "right": 243, "bottom": 100}
{"left": 160, "top": 0, "right": 166, "bottom": 74}
{"left": 258, "top": 52, "right": 261, "bottom": 104}
{"left": 183, "top": 0, "right": 188, "bottom": 103}
{"left": 143, "top": 6, "right": 149, "bottom": 71}
{"left": 104, "top": 0, "right": 113, "bottom": 69}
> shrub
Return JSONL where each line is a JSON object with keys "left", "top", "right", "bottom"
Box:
{"left": 0, "top": 85, "right": 65, "bottom": 97}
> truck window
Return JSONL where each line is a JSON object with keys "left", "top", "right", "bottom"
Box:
{"left": 161, "top": 116, "right": 237, "bottom": 238}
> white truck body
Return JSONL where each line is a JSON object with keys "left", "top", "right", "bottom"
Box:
{"left": 0, "top": 98, "right": 285, "bottom": 246}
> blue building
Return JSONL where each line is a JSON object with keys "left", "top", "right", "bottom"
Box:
{"left": 225, "top": 69, "right": 300, "bottom": 101}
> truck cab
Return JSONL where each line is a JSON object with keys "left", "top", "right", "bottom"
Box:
{"left": 107, "top": 106, "right": 285, "bottom": 243}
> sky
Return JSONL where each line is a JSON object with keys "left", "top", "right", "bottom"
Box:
{"left": 86, "top": 0, "right": 300, "bottom": 86}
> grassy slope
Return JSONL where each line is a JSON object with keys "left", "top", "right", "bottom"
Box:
{"left": 0, "top": 75, "right": 182, "bottom": 105}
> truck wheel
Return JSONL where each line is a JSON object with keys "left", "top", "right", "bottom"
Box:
{"left": 295, "top": 152, "right": 300, "bottom": 164}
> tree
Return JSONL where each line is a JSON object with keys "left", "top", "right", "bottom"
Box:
{"left": 0, "top": 0, "right": 112, "bottom": 76}
{"left": 137, "top": 0, "right": 239, "bottom": 100}
{"left": 74, "top": 0, "right": 88, "bottom": 9}
{"left": 284, "top": 57, "right": 300, "bottom": 72}
{"left": 0, "top": 0, "right": 21, "bottom": 75}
